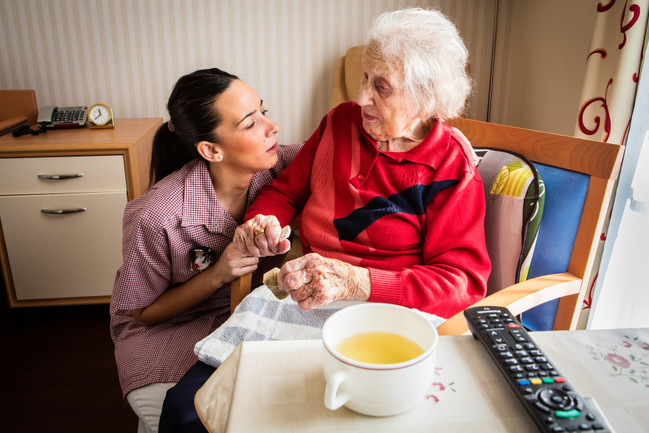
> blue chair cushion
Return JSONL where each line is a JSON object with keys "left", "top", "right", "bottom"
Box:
{"left": 521, "top": 163, "right": 589, "bottom": 331}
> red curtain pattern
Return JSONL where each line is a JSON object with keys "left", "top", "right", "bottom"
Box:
{"left": 574, "top": 0, "right": 648, "bottom": 327}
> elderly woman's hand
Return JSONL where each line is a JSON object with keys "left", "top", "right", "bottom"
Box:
{"left": 234, "top": 214, "right": 291, "bottom": 257}
{"left": 278, "top": 253, "right": 371, "bottom": 310}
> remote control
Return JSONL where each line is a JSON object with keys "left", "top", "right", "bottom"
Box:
{"left": 464, "top": 306, "right": 613, "bottom": 433}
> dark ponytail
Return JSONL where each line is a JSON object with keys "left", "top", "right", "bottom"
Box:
{"left": 149, "top": 68, "right": 239, "bottom": 185}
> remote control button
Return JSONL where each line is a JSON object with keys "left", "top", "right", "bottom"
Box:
{"left": 534, "top": 402, "right": 552, "bottom": 413}
{"left": 574, "top": 398, "right": 584, "bottom": 411}
{"left": 555, "top": 409, "right": 581, "bottom": 419}
{"left": 510, "top": 329, "right": 527, "bottom": 342}
{"left": 518, "top": 379, "right": 531, "bottom": 386}
{"left": 539, "top": 388, "right": 575, "bottom": 411}
{"left": 488, "top": 330, "right": 505, "bottom": 344}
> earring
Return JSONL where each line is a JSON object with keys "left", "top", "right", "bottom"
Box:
{"left": 217, "top": 154, "right": 223, "bottom": 161}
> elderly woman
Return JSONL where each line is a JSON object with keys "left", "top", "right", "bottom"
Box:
{"left": 236, "top": 7, "right": 491, "bottom": 319}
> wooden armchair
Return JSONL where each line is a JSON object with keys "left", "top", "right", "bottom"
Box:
{"left": 231, "top": 46, "right": 623, "bottom": 335}
{"left": 437, "top": 119, "right": 622, "bottom": 334}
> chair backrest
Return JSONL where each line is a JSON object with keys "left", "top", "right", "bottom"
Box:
{"left": 331, "top": 45, "right": 623, "bottom": 330}
{"left": 447, "top": 118, "right": 622, "bottom": 330}
{"left": 475, "top": 148, "right": 595, "bottom": 330}
{"left": 330, "top": 45, "right": 364, "bottom": 109}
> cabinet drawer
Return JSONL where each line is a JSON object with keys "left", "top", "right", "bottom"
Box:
{"left": 0, "top": 156, "right": 127, "bottom": 195}
{"left": 0, "top": 191, "right": 126, "bottom": 300}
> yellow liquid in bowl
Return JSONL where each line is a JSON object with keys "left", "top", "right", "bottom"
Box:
{"left": 335, "top": 332, "right": 424, "bottom": 364}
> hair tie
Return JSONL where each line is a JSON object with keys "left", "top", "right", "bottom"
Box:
{"left": 167, "top": 120, "right": 175, "bottom": 133}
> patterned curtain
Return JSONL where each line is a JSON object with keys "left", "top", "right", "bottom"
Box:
{"left": 574, "top": 0, "right": 649, "bottom": 328}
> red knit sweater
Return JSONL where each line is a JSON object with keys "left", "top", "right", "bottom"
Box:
{"left": 246, "top": 102, "right": 490, "bottom": 318}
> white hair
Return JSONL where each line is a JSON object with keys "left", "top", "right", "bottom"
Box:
{"left": 367, "top": 8, "right": 472, "bottom": 120}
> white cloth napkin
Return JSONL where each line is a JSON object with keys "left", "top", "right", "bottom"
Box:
{"left": 194, "top": 285, "right": 445, "bottom": 368}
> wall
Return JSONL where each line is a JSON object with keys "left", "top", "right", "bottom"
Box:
{"left": 0, "top": 0, "right": 496, "bottom": 144}
{"left": 489, "top": 0, "right": 596, "bottom": 135}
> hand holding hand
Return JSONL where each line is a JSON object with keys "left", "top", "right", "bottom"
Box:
{"left": 208, "top": 242, "right": 259, "bottom": 286}
{"left": 234, "top": 214, "right": 291, "bottom": 257}
{"left": 278, "top": 253, "right": 371, "bottom": 310}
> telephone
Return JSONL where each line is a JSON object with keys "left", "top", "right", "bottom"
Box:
{"left": 37, "top": 105, "right": 88, "bottom": 129}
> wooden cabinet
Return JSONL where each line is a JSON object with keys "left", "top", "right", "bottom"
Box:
{"left": 0, "top": 118, "right": 162, "bottom": 307}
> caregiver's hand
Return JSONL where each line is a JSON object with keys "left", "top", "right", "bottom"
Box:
{"left": 210, "top": 242, "right": 260, "bottom": 285}
{"left": 234, "top": 214, "right": 291, "bottom": 257}
{"left": 278, "top": 253, "right": 371, "bottom": 310}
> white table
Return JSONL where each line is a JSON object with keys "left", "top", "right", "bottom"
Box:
{"left": 195, "top": 328, "right": 649, "bottom": 432}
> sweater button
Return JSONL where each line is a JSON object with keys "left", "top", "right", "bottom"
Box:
{"left": 357, "top": 174, "right": 364, "bottom": 180}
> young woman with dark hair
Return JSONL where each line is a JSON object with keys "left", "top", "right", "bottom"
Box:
{"left": 109, "top": 68, "right": 301, "bottom": 433}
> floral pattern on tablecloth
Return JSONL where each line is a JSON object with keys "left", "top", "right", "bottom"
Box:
{"left": 587, "top": 334, "right": 649, "bottom": 387}
{"left": 425, "top": 367, "right": 456, "bottom": 403}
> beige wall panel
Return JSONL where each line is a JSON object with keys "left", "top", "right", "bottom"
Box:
{"left": 0, "top": 0, "right": 496, "bottom": 144}
{"left": 489, "top": 0, "right": 596, "bottom": 135}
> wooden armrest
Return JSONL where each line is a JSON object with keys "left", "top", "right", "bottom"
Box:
{"left": 230, "top": 273, "right": 252, "bottom": 315}
{"left": 436, "top": 273, "right": 582, "bottom": 336}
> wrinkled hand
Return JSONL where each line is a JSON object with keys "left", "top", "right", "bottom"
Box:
{"left": 233, "top": 214, "right": 291, "bottom": 257}
{"left": 209, "top": 242, "right": 259, "bottom": 285}
{"left": 278, "top": 253, "right": 371, "bottom": 310}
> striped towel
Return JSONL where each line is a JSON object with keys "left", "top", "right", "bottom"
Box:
{"left": 194, "top": 285, "right": 445, "bottom": 368}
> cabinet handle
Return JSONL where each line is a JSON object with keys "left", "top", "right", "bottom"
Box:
{"left": 41, "top": 208, "right": 87, "bottom": 215}
{"left": 37, "top": 173, "right": 84, "bottom": 180}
